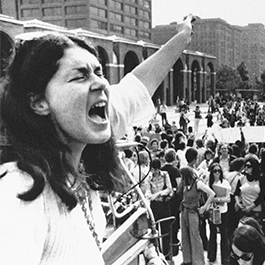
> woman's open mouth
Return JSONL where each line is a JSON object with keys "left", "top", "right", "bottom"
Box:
{"left": 88, "top": 101, "right": 107, "bottom": 123}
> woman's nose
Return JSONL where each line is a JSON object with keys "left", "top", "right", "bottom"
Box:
{"left": 90, "top": 74, "right": 108, "bottom": 91}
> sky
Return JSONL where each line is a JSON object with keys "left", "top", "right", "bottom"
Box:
{"left": 152, "top": 0, "right": 265, "bottom": 27}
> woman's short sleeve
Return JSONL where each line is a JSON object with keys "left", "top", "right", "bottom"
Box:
{"left": 109, "top": 73, "right": 155, "bottom": 139}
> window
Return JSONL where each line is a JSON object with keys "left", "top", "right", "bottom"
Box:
{"left": 109, "top": 12, "right": 123, "bottom": 22}
{"left": 43, "top": 7, "right": 62, "bottom": 16}
{"left": 143, "top": 0, "right": 150, "bottom": 8}
{"left": 110, "top": 24, "right": 123, "bottom": 34}
{"left": 125, "top": 28, "right": 137, "bottom": 37}
{"left": 66, "top": 18, "right": 87, "bottom": 28}
{"left": 91, "top": 19, "right": 108, "bottom": 30}
{"left": 42, "top": 0, "right": 61, "bottom": 3}
{"left": 124, "top": 4, "right": 137, "bottom": 14}
{"left": 139, "top": 30, "right": 150, "bottom": 40}
{"left": 90, "top": 6, "right": 107, "bottom": 18}
{"left": 124, "top": 16, "right": 136, "bottom": 26}
{"left": 139, "top": 20, "right": 150, "bottom": 29}
{"left": 65, "top": 5, "right": 88, "bottom": 15}
{"left": 21, "top": 8, "right": 40, "bottom": 17}
{"left": 109, "top": 0, "right": 123, "bottom": 10}
{"left": 143, "top": 10, "right": 150, "bottom": 19}
{"left": 21, "top": 0, "right": 39, "bottom": 4}
{"left": 93, "top": 0, "right": 107, "bottom": 5}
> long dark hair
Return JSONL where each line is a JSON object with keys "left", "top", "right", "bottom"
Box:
{"left": 180, "top": 166, "right": 196, "bottom": 186}
{"left": 232, "top": 225, "right": 265, "bottom": 265}
{"left": 244, "top": 156, "right": 261, "bottom": 181}
{"left": 0, "top": 33, "right": 124, "bottom": 210}
{"left": 209, "top": 162, "right": 224, "bottom": 189}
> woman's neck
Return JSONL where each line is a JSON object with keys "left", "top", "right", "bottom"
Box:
{"left": 66, "top": 142, "right": 85, "bottom": 172}
{"left": 220, "top": 154, "right": 229, "bottom": 160}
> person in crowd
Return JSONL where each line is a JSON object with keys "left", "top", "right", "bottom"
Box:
{"left": 197, "top": 148, "right": 214, "bottom": 180}
{"left": 145, "top": 158, "right": 173, "bottom": 259}
{"left": 149, "top": 138, "right": 160, "bottom": 159}
{"left": 206, "top": 110, "right": 214, "bottom": 128}
{"left": 186, "top": 147, "right": 209, "bottom": 251}
{"left": 226, "top": 158, "right": 245, "bottom": 240}
{"left": 122, "top": 149, "right": 136, "bottom": 174}
{"left": 187, "top": 126, "right": 195, "bottom": 146}
{"left": 230, "top": 225, "right": 265, "bottom": 265}
{"left": 259, "top": 148, "right": 265, "bottom": 177}
{"left": 160, "top": 139, "right": 169, "bottom": 153}
{"left": 160, "top": 100, "right": 169, "bottom": 127}
{"left": 230, "top": 110, "right": 237, "bottom": 128}
{"left": 234, "top": 156, "right": 265, "bottom": 228}
{"left": 193, "top": 105, "right": 202, "bottom": 134}
{"left": 231, "top": 144, "right": 241, "bottom": 158}
{"left": 238, "top": 216, "right": 264, "bottom": 237}
{"left": 207, "top": 163, "right": 231, "bottom": 265}
{"left": 166, "top": 130, "right": 175, "bottom": 149}
{"left": 171, "top": 121, "right": 178, "bottom": 134}
{"left": 179, "top": 166, "right": 215, "bottom": 265}
{"left": 140, "top": 136, "right": 150, "bottom": 151}
{"left": 161, "top": 148, "right": 182, "bottom": 256}
{"left": 208, "top": 95, "right": 215, "bottom": 114}
{"left": 173, "top": 130, "right": 187, "bottom": 152}
{"left": 212, "top": 143, "right": 236, "bottom": 177}
{"left": 195, "top": 139, "right": 206, "bottom": 168}
{"left": 246, "top": 143, "right": 259, "bottom": 161}
{"left": 155, "top": 98, "right": 161, "bottom": 120}
{"left": 179, "top": 108, "right": 190, "bottom": 135}
{"left": 0, "top": 15, "right": 194, "bottom": 264}
{"left": 132, "top": 150, "right": 150, "bottom": 194}
{"left": 176, "top": 141, "right": 188, "bottom": 168}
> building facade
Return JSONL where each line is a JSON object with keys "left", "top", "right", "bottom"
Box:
{"left": 0, "top": 4, "right": 217, "bottom": 106}
{"left": 1, "top": 0, "right": 152, "bottom": 42}
{"left": 153, "top": 18, "right": 265, "bottom": 82}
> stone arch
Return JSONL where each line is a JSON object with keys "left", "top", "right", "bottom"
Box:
{"left": 191, "top": 60, "right": 201, "bottom": 103}
{"left": 206, "top": 62, "right": 215, "bottom": 98}
{"left": 0, "top": 31, "right": 14, "bottom": 78}
{"left": 173, "top": 58, "right": 184, "bottom": 103}
{"left": 96, "top": 46, "right": 110, "bottom": 81}
{"left": 124, "top": 51, "right": 139, "bottom": 75}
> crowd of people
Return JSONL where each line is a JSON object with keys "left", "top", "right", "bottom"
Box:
{"left": 118, "top": 93, "right": 265, "bottom": 264}
{"left": 0, "top": 11, "right": 264, "bottom": 265}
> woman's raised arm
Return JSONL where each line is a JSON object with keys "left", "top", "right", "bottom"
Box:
{"left": 132, "top": 14, "right": 194, "bottom": 96}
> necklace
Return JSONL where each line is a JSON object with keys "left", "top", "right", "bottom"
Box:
{"left": 73, "top": 180, "right": 101, "bottom": 250}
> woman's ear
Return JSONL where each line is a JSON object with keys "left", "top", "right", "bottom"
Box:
{"left": 30, "top": 95, "right": 51, "bottom": 116}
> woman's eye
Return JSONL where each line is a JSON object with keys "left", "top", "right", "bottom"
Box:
{"left": 69, "top": 75, "right": 86, "bottom": 82}
{"left": 95, "top": 70, "right": 104, "bottom": 78}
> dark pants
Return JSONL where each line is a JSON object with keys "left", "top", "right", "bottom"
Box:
{"left": 151, "top": 200, "right": 171, "bottom": 257}
{"left": 208, "top": 212, "right": 229, "bottom": 265}
{"left": 227, "top": 195, "right": 240, "bottom": 242}
{"left": 169, "top": 192, "right": 181, "bottom": 255}
{"left": 160, "top": 112, "right": 168, "bottom": 126}
{"left": 199, "top": 218, "right": 208, "bottom": 250}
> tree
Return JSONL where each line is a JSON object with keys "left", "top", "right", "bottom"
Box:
{"left": 237, "top": 62, "right": 249, "bottom": 82}
{"left": 216, "top": 65, "right": 241, "bottom": 93}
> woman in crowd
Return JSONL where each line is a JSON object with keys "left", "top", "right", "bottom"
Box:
{"left": 207, "top": 163, "right": 231, "bottom": 265}
{"left": 212, "top": 143, "right": 236, "bottom": 177}
{"left": 197, "top": 148, "right": 214, "bottom": 179}
{"left": 226, "top": 158, "right": 245, "bottom": 240}
{"left": 234, "top": 156, "right": 265, "bottom": 229}
{"left": 179, "top": 166, "right": 215, "bottom": 265}
{"left": 149, "top": 138, "right": 161, "bottom": 159}
{"left": 145, "top": 158, "right": 173, "bottom": 258}
{"left": 230, "top": 225, "right": 265, "bottom": 265}
{"left": 0, "top": 15, "right": 194, "bottom": 264}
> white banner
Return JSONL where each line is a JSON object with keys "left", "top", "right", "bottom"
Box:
{"left": 212, "top": 126, "right": 265, "bottom": 143}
